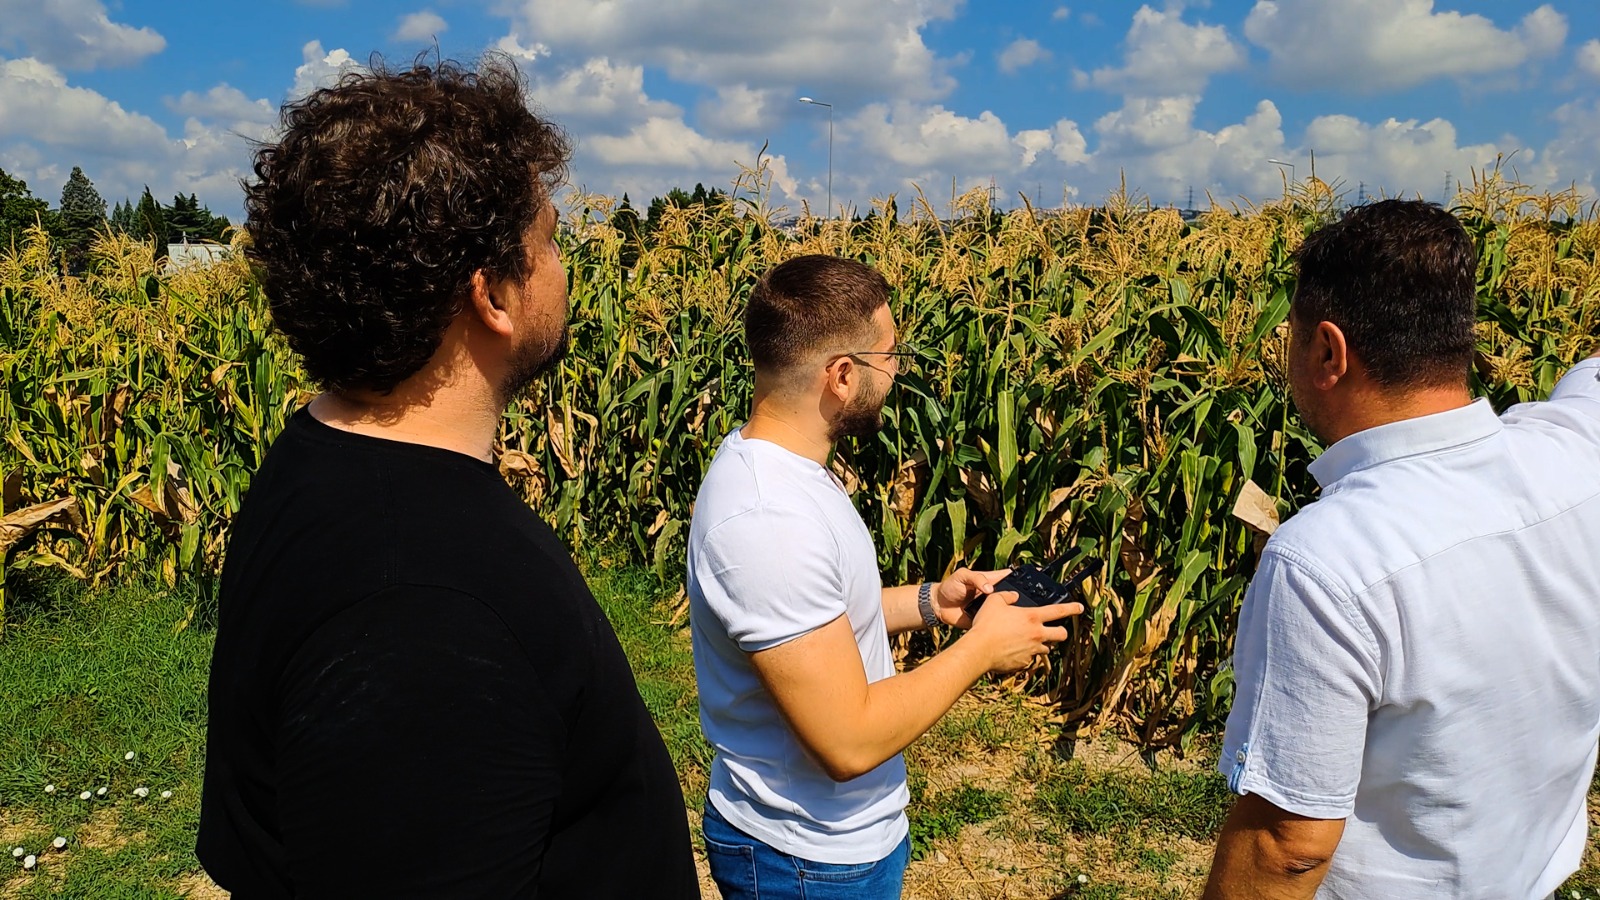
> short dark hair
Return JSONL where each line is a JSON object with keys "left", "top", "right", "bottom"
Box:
{"left": 745, "top": 255, "right": 890, "bottom": 377}
{"left": 1291, "top": 199, "right": 1477, "bottom": 388}
{"left": 245, "top": 55, "right": 572, "bottom": 393}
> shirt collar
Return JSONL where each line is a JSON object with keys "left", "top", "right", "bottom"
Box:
{"left": 1307, "top": 398, "right": 1502, "bottom": 489}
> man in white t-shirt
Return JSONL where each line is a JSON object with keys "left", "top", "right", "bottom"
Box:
{"left": 688, "top": 254, "right": 1081, "bottom": 899}
{"left": 1203, "top": 200, "right": 1600, "bottom": 899}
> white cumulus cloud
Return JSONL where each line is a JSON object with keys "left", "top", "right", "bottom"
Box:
{"left": 998, "top": 38, "right": 1051, "bottom": 75}
{"left": 0, "top": 0, "right": 164, "bottom": 70}
{"left": 499, "top": 0, "right": 964, "bottom": 103}
{"left": 393, "top": 10, "right": 448, "bottom": 44}
{"left": 1244, "top": 0, "right": 1568, "bottom": 93}
{"left": 1578, "top": 39, "right": 1600, "bottom": 81}
{"left": 1086, "top": 5, "right": 1245, "bottom": 97}
{"left": 0, "top": 57, "right": 253, "bottom": 216}
{"left": 696, "top": 83, "right": 787, "bottom": 135}
{"left": 165, "top": 85, "right": 276, "bottom": 129}
{"left": 291, "top": 41, "right": 360, "bottom": 100}
{"left": 528, "top": 56, "right": 679, "bottom": 132}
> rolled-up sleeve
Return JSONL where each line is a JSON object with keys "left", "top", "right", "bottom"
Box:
{"left": 1219, "top": 547, "right": 1382, "bottom": 820}
{"left": 697, "top": 505, "right": 846, "bottom": 652}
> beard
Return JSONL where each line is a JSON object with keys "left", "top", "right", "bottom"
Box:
{"left": 827, "top": 376, "right": 891, "bottom": 442}
{"left": 500, "top": 324, "right": 570, "bottom": 403}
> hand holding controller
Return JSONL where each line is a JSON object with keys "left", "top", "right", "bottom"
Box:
{"left": 963, "top": 547, "right": 1103, "bottom": 628}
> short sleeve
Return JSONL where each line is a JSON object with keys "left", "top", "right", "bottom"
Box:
{"left": 276, "top": 585, "right": 564, "bottom": 898}
{"left": 1219, "top": 547, "right": 1382, "bottom": 820}
{"left": 696, "top": 505, "right": 846, "bottom": 652}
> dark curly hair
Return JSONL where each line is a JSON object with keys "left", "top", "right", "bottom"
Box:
{"left": 245, "top": 54, "right": 572, "bottom": 393}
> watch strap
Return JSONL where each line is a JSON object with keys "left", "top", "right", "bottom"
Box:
{"left": 917, "top": 582, "right": 940, "bottom": 629}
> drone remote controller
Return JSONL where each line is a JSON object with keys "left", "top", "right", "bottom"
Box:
{"left": 964, "top": 547, "right": 1103, "bottom": 628}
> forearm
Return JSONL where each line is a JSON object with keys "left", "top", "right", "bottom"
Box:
{"left": 881, "top": 583, "right": 927, "bottom": 636}
{"left": 1203, "top": 840, "right": 1327, "bottom": 900}
{"left": 1202, "top": 801, "right": 1339, "bottom": 900}
{"left": 815, "top": 636, "right": 991, "bottom": 779}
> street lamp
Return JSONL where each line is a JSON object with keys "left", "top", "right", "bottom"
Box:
{"left": 1268, "top": 158, "right": 1296, "bottom": 182}
{"left": 798, "top": 96, "right": 833, "bottom": 218}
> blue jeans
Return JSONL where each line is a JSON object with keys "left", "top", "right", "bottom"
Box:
{"left": 702, "top": 801, "right": 910, "bottom": 900}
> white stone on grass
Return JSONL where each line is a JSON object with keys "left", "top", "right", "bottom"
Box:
{"left": 160, "top": 790, "right": 173, "bottom": 800}
{"left": 11, "top": 847, "right": 22, "bottom": 858}
{"left": 43, "top": 784, "right": 55, "bottom": 794}
{"left": 1077, "top": 874, "right": 1089, "bottom": 884}
{"left": 133, "top": 787, "right": 149, "bottom": 798}
{"left": 22, "top": 855, "right": 36, "bottom": 870}
{"left": 78, "top": 791, "right": 92, "bottom": 801}
{"left": 95, "top": 787, "right": 107, "bottom": 797}
{"left": 124, "top": 752, "right": 135, "bottom": 761}
{"left": 51, "top": 837, "right": 66, "bottom": 851}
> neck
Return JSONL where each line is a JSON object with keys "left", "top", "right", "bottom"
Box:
{"left": 1323, "top": 383, "right": 1475, "bottom": 446}
{"left": 309, "top": 361, "right": 504, "bottom": 462}
{"left": 741, "top": 388, "right": 833, "bottom": 465}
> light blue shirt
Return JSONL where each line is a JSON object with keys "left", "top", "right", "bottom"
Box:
{"left": 1223, "top": 359, "right": 1600, "bottom": 899}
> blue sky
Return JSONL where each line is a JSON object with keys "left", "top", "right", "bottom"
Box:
{"left": 2, "top": 0, "right": 1597, "bottom": 220}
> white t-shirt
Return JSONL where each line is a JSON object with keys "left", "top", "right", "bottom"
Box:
{"left": 687, "top": 430, "right": 909, "bottom": 865}
{"left": 1222, "top": 359, "right": 1600, "bottom": 899}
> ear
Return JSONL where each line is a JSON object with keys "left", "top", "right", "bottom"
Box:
{"left": 467, "top": 269, "right": 516, "bottom": 339}
{"left": 825, "top": 355, "right": 856, "bottom": 403}
{"left": 1312, "top": 321, "right": 1349, "bottom": 390}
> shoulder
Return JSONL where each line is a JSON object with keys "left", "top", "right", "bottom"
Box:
{"left": 1263, "top": 492, "right": 1375, "bottom": 585}
{"left": 284, "top": 584, "right": 539, "bottom": 692}
{"left": 697, "top": 499, "right": 841, "bottom": 567}
{"left": 1502, "top": 361, "right": 1600, "bottom": 444}
{"left": 694, "top": 438, "right": 835, "bottom": 535}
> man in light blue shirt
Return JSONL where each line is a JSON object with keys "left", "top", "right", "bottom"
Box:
{"left": 1205, "top": 200, "right": 1600, "bottom": 899}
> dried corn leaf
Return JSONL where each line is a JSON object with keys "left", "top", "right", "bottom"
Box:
{"left": 0, "top": 497, "right": 82, "bottom": 555}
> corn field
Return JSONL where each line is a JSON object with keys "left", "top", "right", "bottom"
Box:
{"left": 2, "top": 163, "right": 1596, "bottom": 749}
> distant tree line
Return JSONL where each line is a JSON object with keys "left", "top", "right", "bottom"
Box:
{"left": 609, "top": 183, "right": 732, "bottom": 268}
{"left": 0, "top": 164, "right": 232, "bottom": 273}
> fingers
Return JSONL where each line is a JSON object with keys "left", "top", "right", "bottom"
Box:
{"left": 953, "top": 567, "right": 1012, "bottom": 593}
{"left": 1041, "top": 625, "right": 1070, "bottom": 644}
{"left": 1036, "top": 602, "right": 1084, "bottom": 621}
{"left": 980, "top": 568, "right": 1012, "bottom": 591}
{"left": 993, "top": 591, "right": 1021, "bottom": 606}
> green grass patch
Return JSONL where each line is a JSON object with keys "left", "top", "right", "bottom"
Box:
{"left": 907, "top": 784, "right": 1010, "bottom": 861}
{"left": 1032, "top": 759, "right": 1232, "bottom": 842}
{"left": 7, "top": 568, "right": 1600, "bottom": 899}
{"left": 0, "top": 574, "right": 211, "bottom": 899}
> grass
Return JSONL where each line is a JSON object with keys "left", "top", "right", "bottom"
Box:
{"left": 1032, "top": 757, "right": 1232, "bottom": 843}
{"left": 6, "top": 567, "right": 1600, "bottom": 899}
{"left": 0, "top": 574, "right": 211, "bottom": 900}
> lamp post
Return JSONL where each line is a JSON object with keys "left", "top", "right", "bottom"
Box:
{"left": 798, "top": 96, "right": 833, "bottom": 218}
{"left": 1268, "top": 157, "right": 1296, "bottom": 183}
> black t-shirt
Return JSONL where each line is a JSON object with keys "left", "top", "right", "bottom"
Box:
{"left": 197, "top": 408, "right": 698, "bottom": 899}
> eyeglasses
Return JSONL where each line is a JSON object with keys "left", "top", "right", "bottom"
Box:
{"left": 826, "top": 344, "right": 922, "bottom": 375}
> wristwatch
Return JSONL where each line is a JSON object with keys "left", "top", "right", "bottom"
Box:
{"left": 917, "top": 582, "right": 940, "bottom": 629}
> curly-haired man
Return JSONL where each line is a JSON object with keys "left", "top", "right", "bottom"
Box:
{"left": 197, "top": 57, "right": 699, "bottom": 899}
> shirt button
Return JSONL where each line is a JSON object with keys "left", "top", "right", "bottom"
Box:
{"left": 1236, "top": 750, "right": 1246, "bottom": 763}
